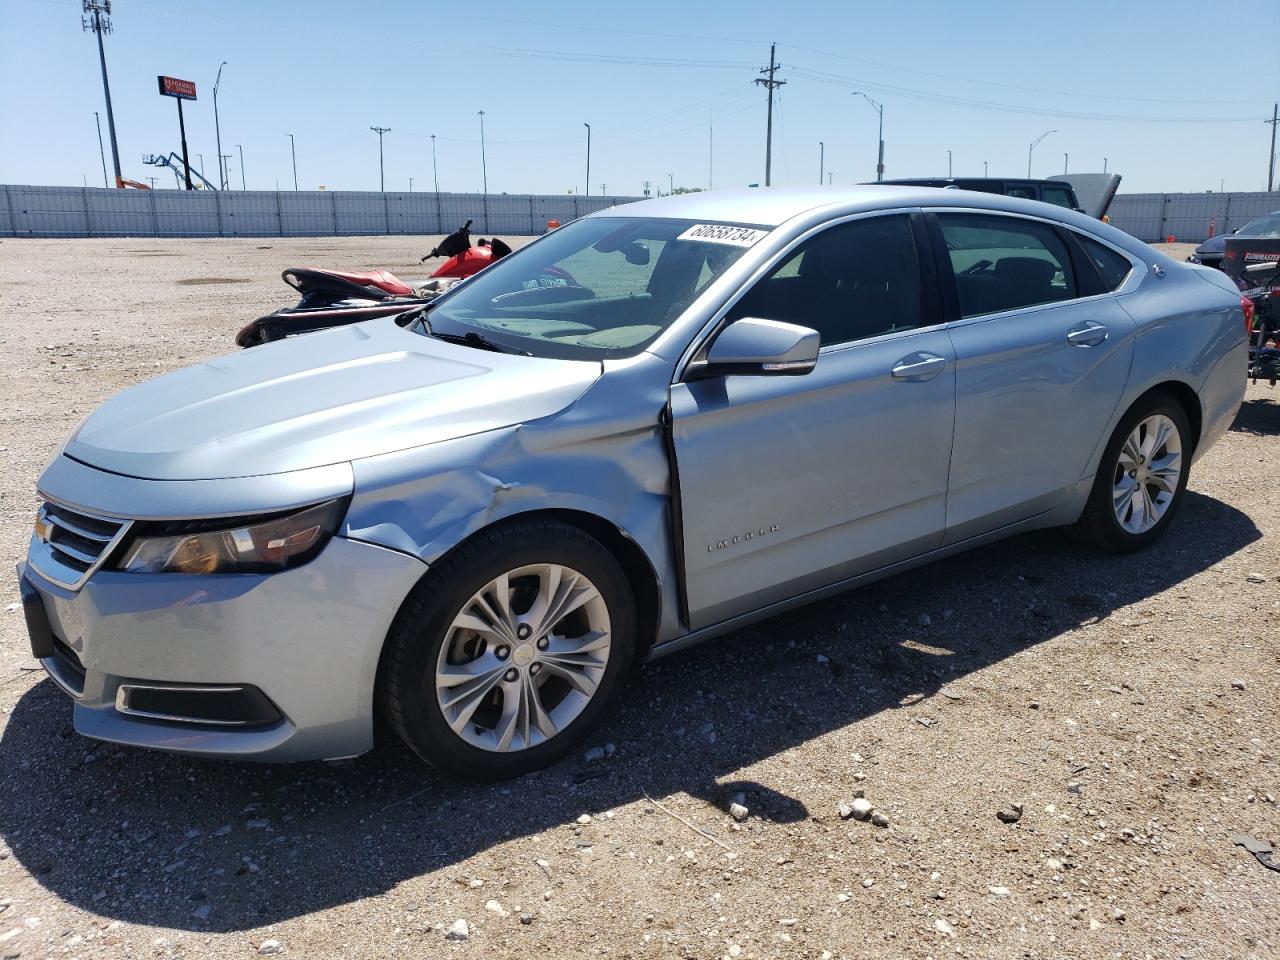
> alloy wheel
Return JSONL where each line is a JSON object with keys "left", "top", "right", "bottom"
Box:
{"left": 435, "top": 563, "right": 612, "bottom": 752}
{"left": 1112, "top": 413, "right": 1182, "bottom": 535}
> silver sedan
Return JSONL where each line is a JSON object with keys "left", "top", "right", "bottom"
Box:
{"left": 19, "top": 187, "right": 1248, "bottom": 779}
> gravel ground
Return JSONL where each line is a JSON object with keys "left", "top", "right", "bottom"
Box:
{"left": 0, "top": 237, "right": 1277, "bottom": 960}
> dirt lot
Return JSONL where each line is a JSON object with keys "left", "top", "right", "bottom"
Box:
{"left": 0, "top": 237, "right": 1277, "bottom": 960}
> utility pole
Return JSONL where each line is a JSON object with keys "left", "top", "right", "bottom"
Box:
{"left": 601, "top": 184, "right": 606, "bottom": 196}
{"left": 219, "top": 153, "right": 232, "bottom": 190}
{"left": 93, "top": 111, "right": 108, "bottom": 187}
{"left": 669, "top": 172, "right": 674, "bottom": 194}
{"left": 1103, "top": 157, "right": 1108, "bottom": 173}
{"left": 852, "top": 92, "right": 884, "bottom": 181}
{"left": 82, "top": 1, "right": 121, "bottom": 186}
{"left": 1027, "top": 129, "right": 1056, "bottom": 177}
{"left": 478, "top": 110, "right": 489, "bottom": 231}
{"left": 370, "top": 125, "right": 391, "bottom": 192}
{"left": 947, "top": 149, "right": 952, "bottom": 178}
{"left": 1063, "top": 152, "right": 1069, "bottom": 174}
{"left": 287, "top": 134, "right": 298, "bottom": 190}
{"left": 1267, "top": 103, "right": 1277, "bottom": 191}
{"left": 431, "top": 134, "right": 440, "bottom": 193}
{"left": 819, "top": 141, "right": 824, "bottom": 185}
{"left": 754, "top": 42, "right": 785, "bottom": 187}
{"left": 984, "top": 160, "right": 988, "bottom": 177}
{"left": 409, "top": 177, "right": 414, "bottom": 192}
{"left": 213, "top": 61, "right": 228, "bottom": 189}
{"left": 643, "top": 179, "right": 651, "bottom": 198}
{"left": 583, "top": 122, "right": 591, "bottom": 197}
{"left": 236, "top": 144, "right": 245, "bottom": 189}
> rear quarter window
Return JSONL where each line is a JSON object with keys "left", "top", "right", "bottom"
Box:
{"left": 1077, "top": 235, "right": 1133, "bottom": 291}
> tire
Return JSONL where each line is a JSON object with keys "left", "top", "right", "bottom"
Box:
{"left": 380, "top": 518, "right": 635, "bottom": 780}
{"left": 1072, "top": 392, "right": 1192, "bottom": 553}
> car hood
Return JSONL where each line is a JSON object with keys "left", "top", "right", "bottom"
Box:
{"left": 65, "top": 317, "right": 602, "bottom": 481}
{"left": 1195, "top": 235, "right": 1227, "bottom": 256}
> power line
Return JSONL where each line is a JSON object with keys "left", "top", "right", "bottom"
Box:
{"left": 790, "top": 67, "right": 1260, "bottom": 123}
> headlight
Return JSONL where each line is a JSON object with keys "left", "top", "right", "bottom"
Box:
{"left": 116, "top": 499, "right": 347, "bottom": 575}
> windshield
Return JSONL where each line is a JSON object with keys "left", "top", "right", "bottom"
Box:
{"left": 1240, "top": 213, "right": 1280, "bottom": 237}
{"left": 415, "top": 216, "right": 767, "bottom": 360}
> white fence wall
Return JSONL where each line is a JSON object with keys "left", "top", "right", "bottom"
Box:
{"left": 1107, "top": 192, "right": 1278, "bottom": 243}
{"left": 0, "top": 185, "right": 643, "bottom": 238}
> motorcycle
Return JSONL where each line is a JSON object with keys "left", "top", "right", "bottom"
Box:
{"left": 234, "top": 220, "right": 514, "bottom": 347}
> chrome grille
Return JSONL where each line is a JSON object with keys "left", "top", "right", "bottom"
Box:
{"left": 29, "top": 499, "right": 133, "bottom": 590}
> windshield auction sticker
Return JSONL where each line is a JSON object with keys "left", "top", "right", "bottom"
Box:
{"left": 677, "top": 224, "right": 769, "bottom": 247}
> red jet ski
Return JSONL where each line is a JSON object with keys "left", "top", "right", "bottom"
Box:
{"left": 234, "top": 220, "right": 513, "bottom": 347}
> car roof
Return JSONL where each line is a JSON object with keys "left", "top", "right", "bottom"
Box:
{"left": 588, "top": 185, "right": 1157, "bottom": 262}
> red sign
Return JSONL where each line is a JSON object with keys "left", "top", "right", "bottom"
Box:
{"left": 157, "top": 75, "right": 197, "bottom": 100}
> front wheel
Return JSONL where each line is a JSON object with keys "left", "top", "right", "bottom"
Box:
{"left": 380, "top": 519, "right": 635, "bottom": 780}
{"left": 1072, "top": 393, "right": 1192, "bottom": 553}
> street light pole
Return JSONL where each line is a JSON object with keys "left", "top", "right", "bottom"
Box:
{"left": 82, "top": 1, "right": 122, "bottom": 187}
{"left": 984, "top": 160, "right": 988, "bottom": 177}
{"left": 1063, "top": 152, "right": 1069, "bottom": 174}
{"left": 852, "top": 92, "right": 884, "bottom": 181}
{"left": 1027, "top": 129, "right": 1056, "bottom": 178}
{"left": 819, "top": 141, "right": 824, "bottom": 185}
{"left": 287, "top": 134, "right": 297, "bottom": 190}
{"left": 583, "top": 122, "right": 591, "bottom": 198}
{"left": 236, "top": 144, "right": 245, "bottom": 189}
{"left": 947, "top": 149, "right": 952, "bottom": 178}
{"left": 430, "top": 133, "right": 442, "bottom": 232}
{"left": 213, "top": 61, "right": 228, "bottom": 190}
{"left": 370, "top": 126, "right": 390, "bottom": 192}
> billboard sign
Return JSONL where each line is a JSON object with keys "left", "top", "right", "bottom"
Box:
{"left": 157, "top": 75, "right": 197, "bottom": 100}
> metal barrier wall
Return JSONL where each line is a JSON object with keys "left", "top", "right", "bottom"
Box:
{"left": 0, "top": 184, "right": 644, "bottom": 238}
{"left": 1107, "top": 192, "right": 1279, "bottom": 243}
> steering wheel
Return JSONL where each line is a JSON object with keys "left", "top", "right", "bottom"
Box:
{"left": 961, "top": 259, "right": 993, "bottom": 275}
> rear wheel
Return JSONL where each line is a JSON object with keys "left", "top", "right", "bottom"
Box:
{"left": 380, "top": 519, "right": 635, "bottom": 780}
{"left": 1072, "top": 393, "right": 1191, "bottom": 553}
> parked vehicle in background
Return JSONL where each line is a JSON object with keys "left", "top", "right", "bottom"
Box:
{"left": 875, "top": 173, "right": 1121, "bottom": 219}
{"left": 1188, "top": 211, "right": 1280, "bottom": 270}
{"left": 19, "top": 186, "right": 1246, "bottom": 779}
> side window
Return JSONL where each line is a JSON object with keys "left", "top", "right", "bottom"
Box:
{"left": 727, "top": 215, "right": 924, "bottom": 347}
{"left": 1006, "top": 186, "right": 1035, "bottom": 200}
{"left": 937, "top": 214, "right": 1077, "bottom": 318}
{"left": 1042, "top": 186, "right": 1075, "bottom": 209}
{"left": 1076, "top": 235, "right": 1133, "bottom": 291}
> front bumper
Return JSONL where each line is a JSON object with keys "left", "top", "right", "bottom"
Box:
{"left": 17, "top": 536, "right": 426, "bottom": 762}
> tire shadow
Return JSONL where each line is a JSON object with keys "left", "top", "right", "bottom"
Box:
{"left": 0, "top": 490, "right": 1259, "bottom": 932}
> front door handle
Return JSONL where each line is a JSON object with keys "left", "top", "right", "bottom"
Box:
{"left": 1067, "top": 321, "right": 1109, "bottom": 347}
{"left": 891, "top": 353, "right": 947, "bottom": 381}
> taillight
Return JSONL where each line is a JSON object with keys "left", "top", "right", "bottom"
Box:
{"left": 1241, "top": 296, "right": 1255, "bottom": 335}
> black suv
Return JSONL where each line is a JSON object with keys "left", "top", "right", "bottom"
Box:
{"left": 878, "top": 177, "right": 1081, "bottom": 210}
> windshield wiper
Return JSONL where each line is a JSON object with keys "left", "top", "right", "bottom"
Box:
{"left": 429, "top": 329, "right": 532, "bottom": 356}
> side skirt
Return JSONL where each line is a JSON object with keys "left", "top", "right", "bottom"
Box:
{"left": 645, "top": 487, "right": 1089, "bottom": 662}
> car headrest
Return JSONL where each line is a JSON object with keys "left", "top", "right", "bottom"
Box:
{"left": 996, "top": 256, "right": 1057, "bottom": 284}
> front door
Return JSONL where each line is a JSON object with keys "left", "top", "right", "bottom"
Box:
{"left": 670, "top": 213, "right": 957, "bottom": 630}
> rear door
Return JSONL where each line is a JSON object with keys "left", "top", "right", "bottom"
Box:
{"left": 670, "top": 212, "right": 956, "bottom": 629}
{"left": 930, "top": 211, "right": 1137, "bottom": 543}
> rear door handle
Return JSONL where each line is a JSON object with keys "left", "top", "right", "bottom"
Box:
{"left": 1067, "top": 321, "right": 1109, "bottom": 347}
{"left": 891, "top": 353, "right": 947, "bottom": 381}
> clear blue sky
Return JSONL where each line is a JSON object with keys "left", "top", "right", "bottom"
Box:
{"left": 2, "top": 0, "right": 1277, "bottom": 195}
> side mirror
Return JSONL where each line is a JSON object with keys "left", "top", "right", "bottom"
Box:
{"left": 700, "top": 317, "right": 819, "bottom": 377}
